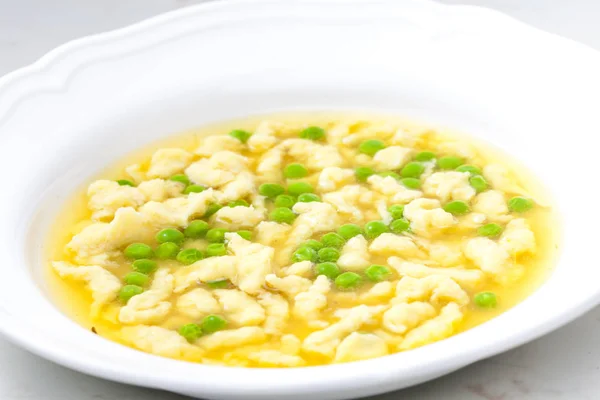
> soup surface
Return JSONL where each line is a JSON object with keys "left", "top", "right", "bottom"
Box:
{"left": 47, "top": 113, "right": 558, "bottom": 367}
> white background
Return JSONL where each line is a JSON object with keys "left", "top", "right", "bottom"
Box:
{"left": 1, "top": 1, "right": 599, "bottom": 399}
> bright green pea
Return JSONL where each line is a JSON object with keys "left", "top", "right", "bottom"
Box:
{"left": 378, "top": 171, "right": 401, "bottom": 180}
{"left": 388, "top": 205, "right": 405, "bottom": 220}
{"left": 335, "top": 272, "right": 362, "bottom": 290}
{"left": 456, "top": 165, "right": 481, "bottom": 175}
{"left": 201, "top": 315, "right": 227, "bottom": 333}
{"left": 321, "top": 232, "right": 346, "bottom": 249}
{"left": 302, "top": 239, "right": 324, "bottom": 251}
{"left": 401, "top": 162, "right": 425, "bottom": 178}
{"left": 443, "top": 200, "right": 470, "bottom": 216}
{"left": 184, "top": 220, "right": 210, "bottom": 238}
{"left": 314, "top": 262, "right": 341, "bottom": 280}
{"left": 318, "top": 247, "right": 340, "bottom": 262}
{"left": 119, "top": 285, "right": 143, "bottom": 302}
{"left": 359, "top": 139, "right": 386, "bottom": 156}
{"left": 179, "top": 323, "right": 202, "bottom": 342}
{"left": 298, "top": 193, "right": 321, "bottom": 203}
{"left": 229, "top": 129, "right": 252, "bottom": 143}
{"left": 401, "top": 177, "right": 421, "bottom": 189}
{"left": 228, "top": 199, "right": 249, "bottom": 207}
{"left": 204, "top": 203, "right": 222, "bottom": 218}
{"left": 169, "top": 174, "right": 190, "bottom": 185}
{"left": 364, "top": 221, "right": 389, "bottom": 239}
{"left": 236, "top": 230, "right": 252, "bottom": 241}
{"left": 474, "top": 292, "right": 498, "bottom": 308}
{"left": 259, "top": 183, "right": 285, "bottom": 199}
{"left": 155, "top": 228, "right": 184, "bottom": 244}
{"left": 155, "top": 242, "right": 180, "bottom": 260}
{"left": 206, "top": 279, "right": 230, "bottom": 289}
{"left": 183, "top": 185, "right": 206, "bottom": 194}
{"left": 470, "top": 175, "right": 489, "bottom": 193}
{"left": 284, "top": 163, "right": 308, "bottom": 179}
{"left": 293, "top": 246, "right": 318, "bottom": 262}
{"left": 365, "top": 265, "right": 392, "bottom": 282}
{"left": 206, "top": 243, "right": 227, "bottom": 257}
{"left": 508, "top": 196, "right": 534, "bottom": 213}
{"left": 269, "top": 207, "right": 296, "bottom": 224}
{"left": 390, "top": 218, "right": 410, "bottom": 234}
{"left": 124, "top": 243, "right": 154, "bottom": 260}
{"left": 300, "top": 126, "right": 325, "bottom": 141}
{"left": 274, "top": 194, "right": 296, "bottom": 208}
{"left": 287, "top": 182, "right": 314, "bottom": 196}
{"left": 337, "top": 224, "right": 362, "bottom": 240}
{"left": 438, "top": 156, "right": 464, "bottom": 170}
{"left": 123, "top": 272, "right": 149, "bottom": 286}
{"left": 176, "top": 248, "right": 205, "bottom": 265}
{"left": 415, "top": 151, "right": 436, "bottom": 162}
{"left": 478, "top": 223, "right": 503, "bottom": 237}
{"left": 206, "top": 228, "right": 228, "bottom": 243}
{"left": 117, "top": 179, "right": 135, "bottom": 187}
{"left": 132, "top": 259, "right": 158, "bottom": 274}
{"left": 355, "top": 167, "right": 375, "bottom": 182}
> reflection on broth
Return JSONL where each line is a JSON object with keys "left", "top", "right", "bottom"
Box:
{"left": 46, "top": 113, "right": 558, "bottom": 367}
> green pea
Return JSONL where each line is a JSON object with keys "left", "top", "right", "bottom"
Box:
{"left": 388, "top": 205, "right": 405, "bottom": 220}
{"left": 335, "top": 272, "right": 362, "bottom": 290}
{"left": 236, "top": 230, "right": 252, "bottom": 241}
{"left": 414, "top": 151, "right": 436, "bottom": 162}
{"left": 355, "top": 167, "right": 375, "bottom": 182}
{"left": 124, "top": 243, "right": 154, "bottom": 260}
{"left": 314, "top": 262, "right": 341, "bottom": 280}
{"left": 206, "top": 228, "right": 228, "bottom": 243}
{"left": 119, "top": 285, "right": 143, "bottom": 302}
{"left": 300, "top": 126, "right": 325, "bottom": 141}
{"left": 337, "top": 224, "right": 362, "bottom": 240}
{"left": 201, "top": 315, "right": 227, "bottom": 333}
{"left": 117, "top": 179, "right": 135, "bottom": 187}
{"left": 298, "top": 193, "right": 321, "bottom": 203}
{"left": 284, "top": 163, "right": 309, "bottom": 179}
{"left": 365, "top": 265, "right": 392, "bottom": 282}
{"left": 400, "top": 162, "right": 425, "bottom": 178}
{"left": 259, "top": 183, "right": 285, "bottom": 198}
{"left": 321, "top": 232, "right": 346, "bottom": 249}
{"left": 228, "top": 199, "right": 249, "bottom": 207}
{"left": 269, "top": 207, "right": 296, "bottom": 224}
{"left": 293, "top": 246, "right": 318, "bottom": 262}
{"left": 359, "top": 139, "right": 385, "bottom": 156}
{"left": 478, "top": 223, "right": 503, "bottom": 237}
{"left": 469, "top": 175, "right": 489, "bottom": 193}
{"left": 155, "top": 228, "right": 184, "bottom": 244}
{"left": 184, "top": 220, "right": 210, "bottom": 238}
{"left": 206, "top": 279, "right": 230, "bottom": 289}
{"left": 456, "top": 165, "right": 481, "bottom": 175}
{"left": 390, "top": 218, "right": 410, "bottom": 234}
{"left": 206, "top": 243, "right": 227, "bottom": 257}
{"left": 123, "top": 272, "right": 150, "bottom": 287}
{"left": 508, "top": 196, "right": 534, "bottom": 213}
{"left": 204, "top": 203, "right": 223, "bottom": 218}
{"left": 179, "top": 323, "right": 202, "bottom": 342}
{"left": 401, "top": 177, "right": 421, "bottom": 189}
{"left": 155, "top": 242, "right": 180, "bottom": 260}
{"left": 438, "top": 156, "right": 464, "bottom": 170}
{"left": 169, "top": 174, "right": 190, "bottom": 186}
{"left": 287, "top": 182, "right": 314, "bottom": 196}
{"left": 364, "top": 221, "right": 389, "bottom": 239}
{"left": 443, "top": 200, "right": 470, "bottom": 216}
{"left": 318, "top": 247, "right": 340, "bottom": 262}
{"left": 183, "top": 184, "right": 206, "bottom": 194}
{"left": 132, "top": 259, "right": 158, "bottom": 274}
{"left": 229, "top": 129, "right": 252, "bottom": 143}
{"left": 274, "top": 194, "right": 296, "bottom": 208}
{"left": 474, "top": 291, "right": 497, "bottom": 308}
{"left": 176, "top": 248, "right": 204, "bottom": 265}
{"left": 378, "top": 171, "right": 401, "bottom": 180}
{"left": 302, "top": 239, "right": 324, "bottom": 251}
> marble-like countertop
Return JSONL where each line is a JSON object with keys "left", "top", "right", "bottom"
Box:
{"left": 1, "top": 1, "right": 599, "bottom": 399}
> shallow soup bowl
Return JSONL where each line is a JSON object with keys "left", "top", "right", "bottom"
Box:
{"left": 0, "top": 1, "right": 600, "bottom": 399}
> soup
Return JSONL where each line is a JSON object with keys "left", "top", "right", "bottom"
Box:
{"left": 46, "top": 113, "right": 558, "bottom": 367}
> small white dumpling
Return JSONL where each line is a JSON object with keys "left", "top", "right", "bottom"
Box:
{"left": 318, "top": 167, "right": 355, "bottom": 192}
{"left": 382, "top": 301, "right": 436, "bottom": 334}
{"left": 212, "top": 205, "right": 265, "bottom": 229}
{"left": 472, "top": 190, "right": 511, "bottom": 222}
{"left": 388, "top": 258, "right": 485, "bottom": 289}
{"left": 147, "top": 148, "right": 194, "bottom": 179}
{"left": 121, "top": 325, "right": 201, "bottom": 358}
{"left": 213, "top": 289, "right": 265, "bottom": 326}
{"left": 403, "top": 198, "right": 456, "bottom": 237}
{"left": 293, "top": 275, "right": 331, "bottom": 325}
{"left": 399, "top": 303, "right": 463, "bottom": 350}
{"left": 422, "top": 171, "right": 476, "bottom": 203}
{"left": 195, "top": 135, "right": 244, "bottom": 156}
{"left": 369, "top": 233, "right": 422, "bottom": 258}
{"left": 334, "top": 333, "right": 389, "bottom": 363}
{"left": 372, "top": 146, "right": 413, "bottom": 170}
{"left": 176, "top": 288, "right": 221, "bottom": 319}
{"left": 119, "top": 268, "right": 174, "bottom": 324}
{"left": 265, "top": 274, "right": 313, "bottom": 298}
{"left": 258, "top": 292, "right": 290, "bottom": 335}
{"left": 500, "top": 218, "right": 536, "bottom": 256}
{"left": 337, "top": 235, "right": 371, "bottom": 272}
{"left": 197, "top": 327, "right": 267, "bottom": 351}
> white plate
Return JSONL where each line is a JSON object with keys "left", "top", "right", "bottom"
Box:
{"left": 0, "top": 1, "right": 599, "bottom": 399}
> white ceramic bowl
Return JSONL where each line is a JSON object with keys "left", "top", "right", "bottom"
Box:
{"left": 1, "top": 1, "right": 600, "bottom": 399}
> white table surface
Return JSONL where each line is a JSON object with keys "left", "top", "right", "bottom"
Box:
{"left": 1, "top": 1, "right": 600, "bottom": 399}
